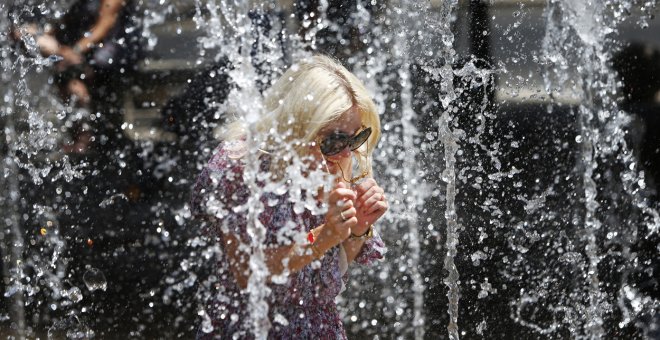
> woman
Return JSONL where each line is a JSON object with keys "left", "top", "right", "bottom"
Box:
{"left": 191, "top": 55, "right": 388, "bottom": 339}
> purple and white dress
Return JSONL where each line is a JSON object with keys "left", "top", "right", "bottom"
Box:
{"left": 191, "top": 142, "right": 386, "bottom": 339}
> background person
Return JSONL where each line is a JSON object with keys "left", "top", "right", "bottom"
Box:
{"left": 11, "top": 0, "right": 142, "bottom": 153}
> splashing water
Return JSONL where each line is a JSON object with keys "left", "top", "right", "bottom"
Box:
{"left": 0, "top": 0, "right": 659, "bottom": 338}
{"left": 83, "top": 267, "right": 107, "bottom": 292}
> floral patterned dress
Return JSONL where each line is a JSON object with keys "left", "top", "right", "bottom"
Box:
{"left": 191, "top": 142, "right": 386, "bottom": 339}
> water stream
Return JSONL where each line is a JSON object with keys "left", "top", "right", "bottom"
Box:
{"left": 1, "top": 0, "right": 659, "bottom": 338}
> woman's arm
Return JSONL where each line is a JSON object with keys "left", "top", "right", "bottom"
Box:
{"left": 222, "top": 182, "right": 358, "bottom": 289}
{"left": 341, "top": 237, "right": 367, "bottom": 264}
{"left": 223, "top": 223, "right": 338, "bottom": 289}
{"left": 52, "top": 0, "right": 124, "bottom": 68}
{"left": 72, "top": 0, "right": 125, "bottom": 54}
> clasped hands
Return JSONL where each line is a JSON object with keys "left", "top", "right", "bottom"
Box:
{"left": 323, "top": 178, "right": 388, "bottom": 243}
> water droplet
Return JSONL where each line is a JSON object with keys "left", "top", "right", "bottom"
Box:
{"left": 48, "top": 316, "right": 94, "bottom": 339}
{"left": 180, "top": 259, "right": 190, "bottom": 271}
{"left": 83, "top": 267, "right": 107, "bottom": 292}
{"left": 274, "top": 313, "right": 289, "bottom": 326}
{"left": 68, "top": 287, "right": 83, "bottom": 302}
{"left": 201, "top": 317, "right": 214, "bottom": 333}
{"left": 48, "top": 55, "right": 63, "bottom": 63}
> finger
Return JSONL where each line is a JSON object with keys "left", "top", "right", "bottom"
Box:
{"left": 338, "top": 199, "right": 354, "bottom": 210}
{"left": 342, "top": 216, "right": 358, "bottom": 229}
{"left": 332, "top": 207, "right": 356, "bottom": 228}
{"left": 334, "top": 214, "right": 357, "bottom": 230}
{"left": 330, "top": 203, "right": 355, "bottom": 219}
{"left": 340, "top": 206, "right": 356, "bottom": 219}
{"left": 365, "top": 200, "right": 388, "bottom": 215}
{"left": 329, "top": 188, "right": 356, "bottom": 202}
{"left": 330, "top": 199, "right": 354, "bottom": 216}
{"left": 353, "top": 178, "right": 377, "bottom": 195}
{"left": 357, "top": 190, "right": 384, "bottom": 209}
{"left": 356, "top": 185, "right": 384, "bottom": 207}
{"left": 360, "top": 192, "right": 387, "bottom": 212}
{"left": 361, "top": 196, "right": 382, "bottom": 214}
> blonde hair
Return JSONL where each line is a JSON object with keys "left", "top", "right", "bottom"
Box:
{"left": 223, "top": 55, "right": 380, "bottom": 178}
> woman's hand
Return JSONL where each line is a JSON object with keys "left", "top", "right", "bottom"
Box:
{"left": 320, "top": 181, "right": 357, "bottom": 245}
{"left": 352, "top": 178, "right": 388, "bottom": 236}
{"left": 56, "top": 45, "right": 83, "bottom": 71}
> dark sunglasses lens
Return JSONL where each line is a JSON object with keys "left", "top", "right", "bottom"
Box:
{"left": 321, "top": 134, "right": 349, "bottom": 156}
{"left": 349, "top": 127, "right": 372, "bottom": 151}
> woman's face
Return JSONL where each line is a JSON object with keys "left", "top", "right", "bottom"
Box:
{"left": 310, "top": 105, "right": 362, "bottom": 181}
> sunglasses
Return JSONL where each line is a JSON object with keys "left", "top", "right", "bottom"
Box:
{"left": 318, "top": 126, "right": 372, "bottom": 156}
